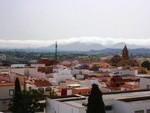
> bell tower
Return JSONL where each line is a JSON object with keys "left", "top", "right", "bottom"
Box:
{"left": 122, "top": 45, "right": 129, "bottom": 60}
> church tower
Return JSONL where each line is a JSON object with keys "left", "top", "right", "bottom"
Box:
{"left": 122, "top": 45, "right": 129, "bottom": 60}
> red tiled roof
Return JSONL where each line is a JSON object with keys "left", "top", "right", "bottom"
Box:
{"left": 38, "top": 66, "right": 53, "bottom": 73}
{"left": 38, "top": 58, "right": 57, "bottom": 66}
{"left": 0, "top": 82, "right": 14, "bottom": 86}
{"left": 72, "top": 87, "right": 91, "bottom": 95}
{"left": 34, "top": 79, "right": 52, "bottom": 87}
{"left": 121, "top": 84, "right": 140, "bottom": 89}
{"left": 0, "top": 81, "right": 24, "bottom": 87}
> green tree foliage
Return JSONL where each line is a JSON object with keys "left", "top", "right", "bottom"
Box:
{"left": 87, "top": 84, "right": 106, "bottom": 113}
{"left": 141, "top": 60, "right": 150, "bottom": 70}
{"left": 21, "top": 90, "right": 44, "bottom": 113}
{"left": 9, "top": 78, "right": 44, "bottom": 113}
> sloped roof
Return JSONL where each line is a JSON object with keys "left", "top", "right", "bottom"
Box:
{"left": 34, "top": 79, "right": 52, "bottom": 87}
{"left": 121, "top": 84, "right": 140, "bottom": 89}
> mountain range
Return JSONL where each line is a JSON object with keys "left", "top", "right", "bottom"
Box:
{"left": 51, "top": 42, "right": 146, "bottom": 51}
{"left": 2, "top": 42, "right": 150, "bottom": 55}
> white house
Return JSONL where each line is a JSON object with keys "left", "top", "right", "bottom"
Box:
{"left": 114, "top": 98, "right": 150, "bottom": 113}
{"left": 52, "top": 68, "right": 73, "bottom": 84}
{"left": 0, "top": 66, "right": 10, "bottom": 75}
{"left": 99, "top": 68, "right": 112, "bottom": 73}
{"left": 26, "top": 78, "right": 52, "bottom": 92}
{"left": 0, "top": 82, "right": 24, "bottom": 112}
{"left": 140, "top": 77, "right": 150, "bottom": 89}
{"left": 71, "top": 69, "right": 93, "bottom": 76}
{"left": 46, "top": 90, "right": 150, "bottom": 113}
{"left": 110, "top": 69, "right": 138, "bottom": 76}
{"left": 10, "top": 67, "right": 47, "bottom": 79}
{"left": 11, "top": 64, "right": 26, "bottom": 68}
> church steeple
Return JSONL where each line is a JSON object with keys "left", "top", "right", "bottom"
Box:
{"left": 123, "top": 45, "right": 128, "bottom": 51}
{"left": 122, "top": 45, "right": 129, "bottom": 60}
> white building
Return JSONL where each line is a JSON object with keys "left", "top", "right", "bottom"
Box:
{"left": 0, "top": 82, "right": 24, "bottom": 112}
{"left": 46, "top": 90, "right": 150, "bottom": 113}
{"left": 99, "top": 68, "right": 114, "bottom": 73}
{"left": 26, "top": 78, "right": 52, "bottom": 92}
{"left": 52, "top": 68, "right": 73, "bottom": 84}
{"left": 111, "top": 69, "right": 138, "bottom": 76}
{"left": 10, "top": 67, "right": 38, "bottom": 76}
{"left": 0, "top": 66, "right": 10, "bottom": 75}
{"left": 11, "top": 64, "right": 26, "bottom": 68}
{"left": 71, "top": 69, "right": 93, "bottom": 76}
{"left": 46, "top": 96, "right": 87, "bottom": 113}
{"left": 114, "top": 98, "right": 150, "bottom": 113}
{"left": 10, "top": 67, "right": 47, "bottom": 79}
{"left": 140, "top": 77, "right": 150, "bottom": 89}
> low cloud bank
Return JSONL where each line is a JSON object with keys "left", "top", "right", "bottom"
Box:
{"left": 0, "top": 37, "right": 148, "bottom": 48}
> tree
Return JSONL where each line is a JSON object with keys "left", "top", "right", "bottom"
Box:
{"left": 141, "top": 60, "right": 150, "bottom": 70}
{"left": 87, "top": 84, "right": 106, "bottom": 113}
{"left": 9, "top": 77, "right": 22, "bottom": 113}
{"left": 9, "top": 78, "right": 44, "bottom": 113}
{"left": 21, "top": 90, "right": 44, "bottom": 113}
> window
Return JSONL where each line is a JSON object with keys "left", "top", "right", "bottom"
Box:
{"left": 135, "top": 110, "right": 144, "bottom": 113}
{"left": 147, "top": 109, "right": 150, "bottom": 113}
{"left": 147, "top": 85, "right": 149, "bottom": 89}
{"left": 9, "top": 89, "right": 14, "bottom": 96}
{"left": 45, "top": 87, "right": 52, "bottom": 92}
{"left": 38, "top": 88, "right": 44, "bottom": 93}
{"left": 29, "top": 87, "right": 32, "bottom": 90}
{"left": 105, "top": 105, "right": 112, "bottom": 111}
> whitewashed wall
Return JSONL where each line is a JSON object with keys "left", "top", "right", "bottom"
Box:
{"left": 46, "top": 98, "right": 86, "bottom": 113}
{"left": 114, "top": 101, "right": 132, "bottom": 113}
{"left": 140, "top": 78, "right": 150, "bottom": 89}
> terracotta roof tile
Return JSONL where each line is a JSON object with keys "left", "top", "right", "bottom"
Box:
{"left": 121, "top": 84, "right": 140, "bottom": 89}
{"left": 38, "top": 58, "right": 57, "bottom": 66}
{"left": 34, "top": 79, "right": 52, "bottom": 87}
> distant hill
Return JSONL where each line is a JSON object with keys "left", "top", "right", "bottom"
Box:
{"left": 57, "top": 42, "right": 145, "bottom": 51}
{"left": 110, "top": 42, "right": 143, "bottom": 49}
{"left": 90, "top": 48, "right": 150, "bottom": 56}
{"left": 1, "top": 42, "right": 150, "bottom": 56}
{"left": 58, "top": 42, "right": 104, "bottom": 51}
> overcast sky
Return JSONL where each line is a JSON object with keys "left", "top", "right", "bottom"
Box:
{"left": 0, "top": 0, "right": 150, "bottom": 48}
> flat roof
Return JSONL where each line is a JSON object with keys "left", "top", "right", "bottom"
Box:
{"left": 119, "top": 96, "right": 150, "bottom": 102}
{"left": 49, "top": 95, "right": 80, "bottom": 99}
{"left": 57, "top": 97, "right": 86, "bottom": 102}
{"left": 73, "top": 87, "right": 91, "bottom": 90}
{"left": 67, "top": 84, "right": 81, "bottom": 87}
{"left": 103, "top": 90, "right": 150, "bottom": 101}
{"left": 128, "top": 99, "right": 150, "bottom": 105}
{"left": 61, "top": 91, "right": 150, "bottom": 107}
{"left": 136, "top": 74, "right": 150, "bottom": 77}
{"left": 119, "top": 97, "right": 150, "bottom": 105}
{"left": 48, "top": 90, "right": 150, "bottom": 106}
